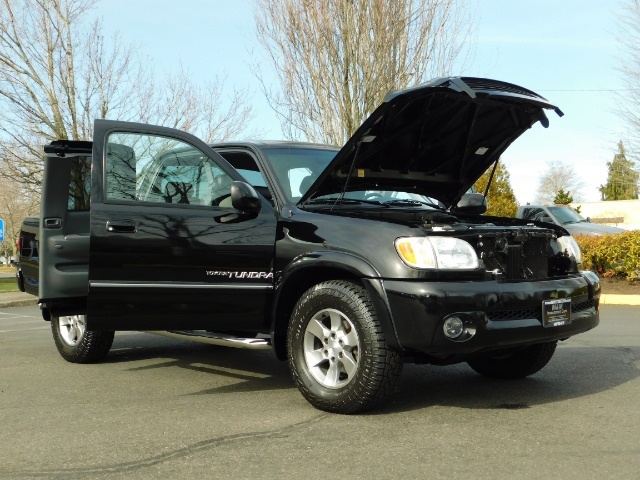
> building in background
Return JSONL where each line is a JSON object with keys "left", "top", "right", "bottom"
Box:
{"left": 571, "top": 200, "right": 640, "bottom": 231}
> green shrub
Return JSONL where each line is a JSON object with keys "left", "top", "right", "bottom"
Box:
{"left": 574, "top": 230, "right": 640, "bottom": 284}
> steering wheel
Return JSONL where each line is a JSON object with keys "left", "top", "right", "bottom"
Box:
{"left": 364, "top": 193, "right": 384, "bottom": 200}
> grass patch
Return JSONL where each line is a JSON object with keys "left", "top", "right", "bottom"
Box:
{"left": 0, "top": 276, "right": 19, "bottom": 293}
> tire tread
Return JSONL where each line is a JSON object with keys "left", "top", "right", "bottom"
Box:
{"left": 51, "top": 317, "right": 114, "bottom": 364}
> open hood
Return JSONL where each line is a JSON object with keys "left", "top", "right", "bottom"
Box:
{"left": 299, "top": 77, "right": 562, "bottom": 207}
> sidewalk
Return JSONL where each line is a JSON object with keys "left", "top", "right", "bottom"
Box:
{"left": 0, "top": 291, "right": 39, "bottom": 308}
{"left": 0, "top": 291, "right": 638, "bottom": 309}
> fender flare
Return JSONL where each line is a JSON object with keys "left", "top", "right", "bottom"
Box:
{"left": 279, "top": 250, "right": 381, "bottom": 279}
{"left": 270, "top": 251, "right": 403, "bottom": 359}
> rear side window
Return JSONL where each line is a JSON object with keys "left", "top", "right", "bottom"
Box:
{"left": 68, "top": 156, "right": 91, "bottom": 211}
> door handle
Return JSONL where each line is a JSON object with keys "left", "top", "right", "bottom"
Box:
{"left": 43, "top": 217, "right": 62, "bottom": 228}
{"left": 106, "top": 220, "right": 137, "bottom": 233}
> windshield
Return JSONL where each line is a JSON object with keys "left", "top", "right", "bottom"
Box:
{"left": 548, "top": 206, "right": 586, "bottom": 225}
{"left": 262, "top": 146, "right": 442, "bottom": 207}
{"left": 262, "top": 147, "right": 337, "bottom": 202}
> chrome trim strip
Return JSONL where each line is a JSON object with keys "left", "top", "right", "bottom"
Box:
{"left": 89, "top": 281, "right": 272, "bottom": 290}
{"left": 145, "top": 330, "right": 272, "bottom": 350}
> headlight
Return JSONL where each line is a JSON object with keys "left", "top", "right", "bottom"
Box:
{"left": 557, "top": 235, "right": 582, "bottom": 266}
{"left": 395, "top": 236, "right": 479, "bottom": 269}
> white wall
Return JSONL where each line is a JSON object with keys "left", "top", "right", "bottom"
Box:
{"left": 570, "top": 199, "right": 640, "bottom": 230}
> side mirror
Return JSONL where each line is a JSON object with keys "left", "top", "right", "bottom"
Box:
{"left": 540, "top": 215, "right": 553, "bottom": 223}
{"left": 231, "top": 181, "right": 261, "bottom": 213}
{"left": 586, "top": 216, "right": 591, "bottom": 223}
{"left": 451, "top": 193, "right": 487, "bottom": 215}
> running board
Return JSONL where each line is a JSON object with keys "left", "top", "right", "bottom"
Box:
{"left": 144, "top": 330, "right": 272, "bottom": 350}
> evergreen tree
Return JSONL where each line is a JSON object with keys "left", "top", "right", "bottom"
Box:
{"left": 554, "top": 189, "right": 574, "bottom": 205}
{"left": 599, "top": 141, "right": 639, "bottom": 200}
{"left": 473, "top": 162, "right": 519, "bottom": 217}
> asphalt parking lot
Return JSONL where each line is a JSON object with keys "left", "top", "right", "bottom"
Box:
{"left": 0, "top": 304, "right": 638, "bottom": 480}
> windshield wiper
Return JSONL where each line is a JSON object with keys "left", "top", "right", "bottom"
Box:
{"left": 306, "top": 197, "right": 386, "bottom": 207}
{"left": 383, "top": 199, "right": 445, "bottom": 210}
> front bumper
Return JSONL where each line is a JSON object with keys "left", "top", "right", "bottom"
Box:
{"left": 382, "top": 271, "right": 600, "bottom": 359}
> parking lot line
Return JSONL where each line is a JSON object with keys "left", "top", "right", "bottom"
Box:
{"left": 0, "top": 326, "right": 49, "bottom": 333}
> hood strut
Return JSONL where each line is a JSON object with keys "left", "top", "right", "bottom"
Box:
{"left": 331, "top": 135, "right": 374, "bottom": 211}
{"left": 483, "top": 158, "right": 500, "bottom": 198}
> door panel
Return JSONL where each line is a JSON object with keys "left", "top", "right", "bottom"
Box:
{"left": 87, "top": 120, "right": 277, "bottom": 331}
{"left": 39, "top": 147, "right": 92, "bottom": 304}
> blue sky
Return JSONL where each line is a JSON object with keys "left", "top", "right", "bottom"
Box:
{"left": 94, "top": 0, "right": 628, "bottom": 203}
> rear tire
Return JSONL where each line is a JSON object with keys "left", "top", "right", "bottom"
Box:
{"left": 287, "top": 280, "right": 402, "bottom": 414}
{"left": 51, "top": 315, "right": 114, "bottom": 363}
{"left": 467, "top": 341, "right": 557, "bottom": 379}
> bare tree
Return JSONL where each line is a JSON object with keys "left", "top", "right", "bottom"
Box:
{"left": 142, "top": 68, "right": 257, "bottom": 143}
{"left": 253, "top": 0, "right": 475, "bottom": 145}
{"left": 534, "top": 160, "right": 586, "bottom": 204}
{"left": 0, "top": 0, "right": 257, "bottom": 193}
{"left": 616, "top": 0, "right": 640, "bottom": 163}
{"left": 0, "top": 166, "right": 39, "bottom": 264}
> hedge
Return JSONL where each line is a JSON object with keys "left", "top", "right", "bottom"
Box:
{"left": 574, "top": 230, "right": 640, "bottom": 284}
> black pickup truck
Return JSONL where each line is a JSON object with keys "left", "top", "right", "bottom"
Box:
{"left": 16, "top": 77, "right": 600, "bottom": 414}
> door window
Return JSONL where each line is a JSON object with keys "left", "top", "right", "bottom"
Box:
{"left": 521, "top": 207, "right": 546, "bottom": 221}
{"left": 105, "top": 132, "right": 234, "bottom": 206}
{"left": 68, "top": 155, "right": 91, "bottom": 211}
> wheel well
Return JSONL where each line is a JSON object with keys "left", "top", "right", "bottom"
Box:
{"left": 272, "top": 267, "right": 361, "bottom": 360}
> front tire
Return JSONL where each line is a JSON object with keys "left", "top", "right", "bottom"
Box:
{"left": 51, "top": 315, "right": 114, "bottom": 363}
{"left": 287, "top": 280, "right": 402, "bottom": 414}
{"left": 467, "top": 341, "right": 558, "bottom": 379}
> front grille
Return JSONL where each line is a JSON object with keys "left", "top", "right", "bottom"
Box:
{"left": 572, "top": 298, "right": 596, "bottom": 313}
{"left": 487, "top": 298, "right": 596, "bottom": 322}
{"left": 487, "top": 309, "right": 540, "bottom": 321}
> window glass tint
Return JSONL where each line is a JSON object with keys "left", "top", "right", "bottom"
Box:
{"left": 218, "top": 151, "right": 268, "bottom": 188}
{"left": 235, "top": 169, "right": 267, "bottom": 187}
{"left": 547, "top": 206, "right": 584, "bottom": 225}
{"left": 106, "top": 132, "right": 234, "bottom": 207}
{"left": 522, "top": 207, "right": 544, "bottom": 221}
{"left": 68, "top": 155, "right": 91, "bottom": 211}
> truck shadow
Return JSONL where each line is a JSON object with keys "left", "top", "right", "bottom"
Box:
{"left": 378, "top": 344, "right": 640, "bottom": 414}
{"left": 106, "top": 334, "right": 639, "bottom": 412}
{"left": 108, "top": 333, "right": 293, "bottom": 393}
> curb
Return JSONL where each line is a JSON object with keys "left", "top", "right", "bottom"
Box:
{"left": 0, "top": 296, "right": 39, "bottom": 308}
{"left": 599, "top": 294, "right": 640, "bottom": 306}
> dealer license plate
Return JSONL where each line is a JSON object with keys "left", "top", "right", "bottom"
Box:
{"left": 542, "top": 298, "right": 572, "bottom": 327}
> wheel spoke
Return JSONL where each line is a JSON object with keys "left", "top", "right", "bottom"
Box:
{"left": 306, "top": 348, "right": 325, "bottom": 368}
{"left": 328, "top": 311, "right": 344, "bottom": 332}
{"left": 75, "top": 317, "right": 86, "bottom": 339}
{"left": 343, "top": 329, "right": 359, "bottom": 348}
{"left": 324, "top": 362, "right": 341, "bottom": 387}
{"left": 340, "top": 353, "right": 358, "bottom": 378}
{"left": 306, "top": 318, "right": 328, "bottom": 340}
{"left": 72, "top": 324, "right": 81, "bottom": 342}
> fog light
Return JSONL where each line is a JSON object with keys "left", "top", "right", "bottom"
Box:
{"left": 443, "top": 316, "right": 464, "bottom": 339}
